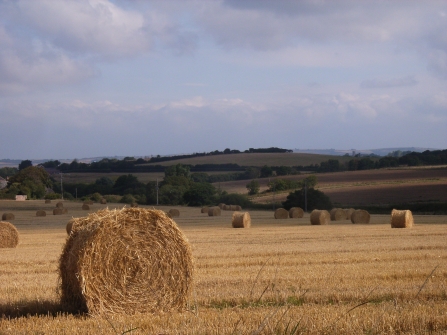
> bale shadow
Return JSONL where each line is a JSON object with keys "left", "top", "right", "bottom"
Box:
{"left": 0, "top": 300, "right": 82, "bottom": 318}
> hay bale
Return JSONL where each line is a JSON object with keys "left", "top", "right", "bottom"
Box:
{"left": 208, "top": 207, "right": 221, "bottom": 216}
{"left": 66, "top": 221, "right": 74, "bottom": 235}
{"left": 344, "top": 208, "right": 355, "bottom": 220}
{"left": 82, "top": 204, "right": 90, "bottom": 210}
{"left": 100, "top": 198, "right": 107, "bottom": 204}
{"left": 53, "top": 208, "right": 63, "bottom": 215}
{"left": 218, "top": 203, "right": 225, "bottom": 209}
{"left": 45, "top": 199, "right": 51, "bottom": 204}
{"left": 201, "top": 206, "right": 209, "bottom": 213}
{"left": 274, "top": 208, "right": 289, "bottom": 219}
{"left": 232, "top": 211, "right": 251, "bottom": 228}
{"left": 310, "top": 210, "right": 331, "bottom": 225}
{"left": 168, "top": 209, "right": 180, "bottom": 217}
{"left": 36, "top": 210, "right": 46, "bottom": 217}
{"left": 223, "top": 205, "right": 231, "bottom": 210}
{"left": 330, "top": 208, "right": 347, "bottom": 221}
{"left": 56, "top": 202, "right": 64, "bottom": 208}
{"left": 391, "top": 209, "right": 414, "bottom": 228}
{"left": 289, "top": 207, "right": 304, "bottom": 218}
{"left": 351, "top": 209, "right": 370, "bottom": 224}
{"left": 0, "top": 221, "right": 19, "bottom": 248}
{"left": 58, "top": 208, "right": 193, "bottom": 316}
{"left": 2, "top": 213, "right": 15, "bottom": 221}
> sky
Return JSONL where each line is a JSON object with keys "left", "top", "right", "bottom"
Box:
{"left": 0, "top": 0, "right": 446, "bottom": 160}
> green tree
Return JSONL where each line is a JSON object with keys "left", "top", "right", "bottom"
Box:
{"left": 18, "top": 160, "right": 32, "bottom": 171}
{"left": 283, "top": 188, "right": 332, "bottom": 211}
{"left": 7, "top": 166, "right": 52, "bottom": 199}
{"left": 260, "top": 165, "right": 274, "bottom": 178}
{"left": 183, "top": 183, "right": 217, "bottom": 206}
{"left": 246, "top": 179, "right": 260, "bottom": 195}
{"left": 113, "top": 174, "right": 145, "bottom": 195}
{"left": 164, "top": 164, "right": 191, "bottom": 179}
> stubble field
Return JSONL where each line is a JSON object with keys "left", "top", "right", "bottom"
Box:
{"left": 1, "top": 200, "right": 446, "bottom": 334}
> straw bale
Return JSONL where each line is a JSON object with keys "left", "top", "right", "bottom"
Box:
{"left": 201, "top": 206, "right": 209, "bottom": 213}
{"left": 56, "top": 202, "right": 64, "bottom": 208}
{"left": 36, "top": 210, "right": 46, "bottom": 217}
{"left": 391, "top": 209, "right": 414, "bottom": 228}
{"left": 310, "top": 210, "right": 331, "bottom": 225}
{"left": 2, "top": 213, "right": 15, "bottom": 221}
{"left": 45, "top": 199, "right": 51, "bottom": 204}
{"left": 208, "top": 207, "right": 221, "bottom": 216}
{"left": 344, "top": 208, "right": 355, "bottom": 220}
{"left": 274, "top": 208, "right": 289, "bottom": 219}
{"left": 330, "top": 208, "right": 347, "bottom": 221}
{"left": 351, "top": 209, "right": 370, "bottom": 224}
{"left": 58, "top": 207, "right": 193, "bottom": 316}
{"left": 53, "top": 208, "right": 63, "bottom": 215}
{"left": 100, "top": 198, "right": 107, "bottom": 204}
{"left": 289, "top": 207, "right": 304, "bottom": 218}
{"left": 0, "top": 221, "right": 19, "bottom": 248}
{"left": 168, "top": 209, "right": 180, "bottom": 217}
{"left": 82, "top": 204, "right": 90, "bottom": 210}
{"left": 232, "top": 212, "right": 251, "bottom": 228}
{"left": 223, "top": 205, "right": 231, "bottom": 210}
{"left": 218, "top": 203, "right": 225, "bottom": 209}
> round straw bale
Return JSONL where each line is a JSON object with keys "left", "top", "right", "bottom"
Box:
{"left": 58, "top": 207, "right": 193, "bottom": 316}
{"left": 100, "top": 198, "right": 107, "bottom": 204}
{"left": 310, "top": 210, "right": 331, "bottom": 225}
{"left": 330, "top": 208, "right": 347, "bottom": 221}
{"left": 344, "top": 208, "right": 355, "bottom": 220}
{"left": 289, "top": 207, "right": 304, "bottom": 218}
{"left": 274, "top": 208, "right": 289, "bottom": 219}
{"left": 223, "top": 204, "right": 231, "bottom": 210}
{"left": 218, "top": 203, "right": 225, "bottom": 209}
{"left": 351, "top": 209, "right": 370, "bottom": 224}
{"left": 56, "top": 201, "right": 64, "bottom": 208}
{"left": 82, "top": 204, "right": 90, "bottom": 210}
{"left": 168, "top": 209, "right": 180, "bottom": 217}
{"left": 232, "top": 211, "right": 251, "bottom": 228}
{"left": 45, "top": 199, "right": 51, "bottom": 204}
{"left": 36, "top": 210, "right": 46, "bottom": 217}
{"left": 208, "top": 207, "right": 221, "bottom": 216}
{"left": 201, "top": 206, "right": 209, "bottom": 213}
{"left": 53, "top": 208, "right": 63, "bottom": 215}
{"left": 2, "top": 213, "right": 15, "bottom": 221}
{"left": 0, "top": 221, "right": 19, "bottom": 248}
{"left": 391, "top": 209, "right": 414, "bottom": 228}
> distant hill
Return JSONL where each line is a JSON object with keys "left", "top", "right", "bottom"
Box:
{"left": 293, "top": 147, "right": 439, "bottom": 156}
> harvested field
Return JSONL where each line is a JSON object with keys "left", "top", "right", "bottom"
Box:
{"left": 0, "top": 200, "right": 446, "bottom": 334}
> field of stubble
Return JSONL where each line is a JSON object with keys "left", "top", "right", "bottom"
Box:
{"left": 1, "top": 200, "right": 446, "bottom": 334}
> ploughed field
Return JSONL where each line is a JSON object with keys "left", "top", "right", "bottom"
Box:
{"left": 1, "top": 201, "right": 446, "bottom": 334}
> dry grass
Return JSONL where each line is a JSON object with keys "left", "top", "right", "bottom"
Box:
{"left": 0, "top": 201, "right": 446, "bottom": 334}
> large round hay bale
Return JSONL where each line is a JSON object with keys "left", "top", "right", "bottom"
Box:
{"left": 391, "top": 209, "right": 414, "bottom": 228}
{"left": 310, "top": 210, "right": 330, "bottom": 225}
{"left": 0, "top": 221, "right": 19, "bottom": 248}
{"left": 289, "top": 207, "right": 304, "bottom": 218}
{"left": 208, "top": 207, "right": 221, "bottom": 216}
{"left": 82, "top": 204, "right": 90, "bottom": 210}
{"left": 168, "top": 209, "right": 180, "bottom": 217}
{"left": 58, "top": 207, "right": 193, "bottom": 316}
{"left": 223, "top": 204, "right": 231, "bottom": 210}
{"left": 351, "top": 209, "right": 370, "bottom": 224}
{"left": 218, "top": 203, "right": 225, "bottom": 209}
{"left": 344, "top": 208, "right": 355, "bottom": 220}
{"left": 56, "top": 202, "right": 64, "bottom": 208}
{"left": 45, "top": 199, "right": 51, "bottom": 204}
{"left": 330, "top": 208, "right": 347, "bottom": 221}
{"left": 201, "top": 206, "right": 209, "bottom": 213}
{"left": 274, "top": 208, "right": 289, "bottom": 219}
{"left": 232, "top": 212, "right": 251, "bottom": 228}
{"left": 36, "top": 210, "right": 46, "bottom": 217}
{"left": 53, "top": 208, "right": 63, "bottom": 215}
{"left": 2, "top": 213, "right": 15, "bottom": 221}
{"left": 100, "top": 198, "right": 107, "bottom": 204}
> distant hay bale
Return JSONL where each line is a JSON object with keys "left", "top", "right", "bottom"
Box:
{"left": 56, "top": 202, "right": 64, "bottom": 208}
{"left": 230, "top": 205, "right": 241, "bottom": 211}
{"left": 168, "top": 209, "right": 180, "bottom": 217}
{"left": 100, "top": 198, "right": 107, "bottom": 204}
{"left": 0, "top": 221, "right": 19, "bottom": 248}
{"left": 36, "top": 210, "right": 46, "bottom": 217}
{"left": 289, "top": 207, "right": 304, "bottom": 218}
{"left": 130, "top": 202, "right": 138, "bottom": 208}
{"left": 330, "top": 208, "right": 347, "bottom": 221}
{"left": 58, "top": 207, "right": 193, "bottom": 316}
{"left": 344, "top": 208, "right": 355, "bottom": 220}
{"left": 62, "top": 208, "right": 68, "bottom": 214}
{"left": 2, "top": 213, "right": 15, "bottom": 221}
{"left": 208, "top": 207, "right": 221, "bottom": 216}
{"left": 391, "top": 209, "right": 414, "bottom": 228}
{"left": 223, "top": 205, "right": 231, "bottom": 210}
{"left": 232, "top": 211, "right": 251, "bottom": 228}
{"left": 310, "top": 210, "right": 331, "bottom": 225}
{"left": 201, "top": 207, "right": 209, "bottom": 213}
{"left": 53, "top": 208, "right": 63, "bottom": 215}
{"left": 45, "top": 199, "right": 51, "bottom": 204}
{"left": 218, "top": 203, "right": 225, "bottom": 209}
{"left": 274, "top": 208, "right": 289, "bottom": 219}
{"left": 82, "top": 204, "right": 90, "bottom": 210}
{"left": 351, "top": 209, "right": 370, "bottom": 224}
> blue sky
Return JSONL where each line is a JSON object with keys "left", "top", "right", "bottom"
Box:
{"left": 0, "top": 0, "right": 446, "bottom": 159}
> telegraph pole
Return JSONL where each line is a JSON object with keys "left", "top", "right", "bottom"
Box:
{"left": 304, "top": 179, "right": 308, "bottom": 212}
{"left": 60, "top": 173, "right": 64, "bottom": 200}
{"left": 156, "top": 178, "right": 159, "bottom": 206}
